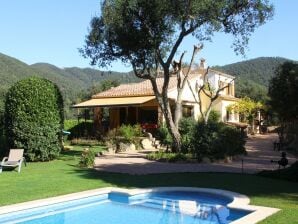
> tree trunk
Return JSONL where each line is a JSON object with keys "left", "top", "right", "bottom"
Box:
{"left": 161, "top": 99, "right": 182, "bottom": 152}
{"left": 203, "top": 99, "right": 214, "bottom": 124}
{"left": 174, "top": 89, "right": 183, "bottom": 127}
{"left": 154, "top": 91, "right": 182, "bottom": 152}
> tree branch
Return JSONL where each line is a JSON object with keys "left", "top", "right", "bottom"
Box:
{"left": 131, "top": 61, "right": 152, "bottom": 80}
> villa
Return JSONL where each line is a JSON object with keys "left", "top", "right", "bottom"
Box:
{"left": 73, "top": 59, "right": 240, "bottom": 132}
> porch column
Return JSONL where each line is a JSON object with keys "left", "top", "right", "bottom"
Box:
{"left": 256, "top": 110, "right": 261, "bottom": 134}
{"left": 109, "top": 108, "right": 120, "bottom": 129}
{"left": 93, "top": 107, "right": 102, "bottom": 132}
{"left": 125, "top": 107, "right": 129, "bottom": 123}
{"left": 136, "top": 107, "right": 139, "bottom": 124}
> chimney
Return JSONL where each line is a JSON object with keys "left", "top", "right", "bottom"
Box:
{"left": 200, "top": 58, "right": 206, "bottom": 69}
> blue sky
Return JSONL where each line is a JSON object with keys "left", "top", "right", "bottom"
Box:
{"left": 0, "top": 0, "right": 297, "bottom": 72}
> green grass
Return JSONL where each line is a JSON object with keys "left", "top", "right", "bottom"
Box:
{"left": 0, "top": 147, "right": 297, "bottom": 224}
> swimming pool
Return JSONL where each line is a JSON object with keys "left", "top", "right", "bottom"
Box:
{"left": 0, "top": 187, "right": 279, "bottom": 224}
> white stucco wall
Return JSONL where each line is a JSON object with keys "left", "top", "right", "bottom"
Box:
{"left": 167, "top": 73, "right": 202, "bottom": 103}
{"left": 166, "top": 70, "right": 238, "bottom": 122}
{"left": 207, "top": 72, "right": 234, "bottom": 95}
{"left": 221, "top": 100, "right": 239, "bottom": 122}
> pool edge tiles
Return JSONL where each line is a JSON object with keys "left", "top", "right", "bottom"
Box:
{"left": 0, "top": 187, "right": 280, "bottom": 224}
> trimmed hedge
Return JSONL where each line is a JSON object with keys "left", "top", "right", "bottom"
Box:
{"left": 4, "top": 77, "right": 64, "bottom": 161}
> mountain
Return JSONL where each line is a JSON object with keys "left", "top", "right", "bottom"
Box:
{"left": 214, "top": 57, "right": 294, "bottom": 102}
{"left": 0, "top": 53, "right": 140, "bottom": 118}
{"left": 0, "top": 53, "right": 294, "bottom": 118}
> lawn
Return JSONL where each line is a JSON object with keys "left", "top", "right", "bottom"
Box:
{"left": 0, "top": 146, "right": 297, "bottom": 224}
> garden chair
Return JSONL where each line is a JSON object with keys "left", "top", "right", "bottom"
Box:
{"left": 1, "top": 149, "right": 26, "bottom": 173}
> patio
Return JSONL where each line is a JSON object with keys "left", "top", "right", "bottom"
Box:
{"left": 94, "top": 133, "right": 297, "bottom": 174}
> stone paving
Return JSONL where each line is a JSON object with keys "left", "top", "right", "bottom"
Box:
{"left": 94, "top": 133, "right": 297, "bottom": 175}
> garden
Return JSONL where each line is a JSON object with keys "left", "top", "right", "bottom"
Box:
{"left": 0, "top": 66, "right": 297, "bottom": 224}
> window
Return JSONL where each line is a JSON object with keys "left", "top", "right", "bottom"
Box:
{"left": 182, "top": 105, "right": 193, "bottom": 118}
{"left": 226, "top": 110, "right": 230, "bottom": 121}
{"left": 228, "top": 83, "right": 231, "bottom": 95}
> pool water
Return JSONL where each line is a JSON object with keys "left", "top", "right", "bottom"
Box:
{"left": 0, "top": 191, "right": 251, "bottom": 224}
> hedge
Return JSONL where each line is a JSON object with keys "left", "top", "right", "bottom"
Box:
{"left": 4, "top": 77, "right": 64, "bottom": 161}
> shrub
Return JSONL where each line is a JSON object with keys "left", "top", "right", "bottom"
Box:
{"left": 4, "top": 77, "right": 64, "bottom": 161}
{"left": 118, "top": 124, "right": 143, "bottom": 143}
{"left": 102, "top": 124, "right": 143, "bottom": 151}
{"left": 212, "top": 125, "right": 246, "bottom": 159}
{"left": 146, "top": 151, "right": 191, "bottom": 163}
{"left": 104, "top": 128, "right": 119, "bottom": 145}
{"left": 65, "top": 120, "right": 95, "bottom": 140}
{"left": 179, "top": 117, "right": 196, "bottom": 153}
{"left": 79, "top": 148, "right": 95, "bottom": 168}
{"left": 70, "top": 138, "right": 102, "bottom": 146}
{"left": 208, "top": 110, "right": 221, "bottom": 123}
{"left": 189, "top": 122, "right": 246, "bottom": 161}
{"left": 190, "top": 122, "right": 220, "bottom": 160}
{"left": 156, "top": 125, "right": 172, "bottom": 147}
{"left": 64, "top": 119, "right": 78, "bottom": 131}
{"left": 119, "top": 124, "right": 135, "bottom": 142}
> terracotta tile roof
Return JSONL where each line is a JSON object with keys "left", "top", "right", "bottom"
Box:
{"left": 209, "top": 69, "right": 235, "bottom": 79}
{"left": 91, "top": 67, "right": 236, "bottom": 99}
{"left": 92, "top": 73, "right": 199, "bottom": 98}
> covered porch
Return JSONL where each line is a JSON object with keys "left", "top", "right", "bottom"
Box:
{"left": 73, "top": 96, "right": 163, "bottom": 133}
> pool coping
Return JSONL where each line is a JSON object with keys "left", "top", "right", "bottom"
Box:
{"left": 0, "top": 187, "right": 280, "bottom": 224}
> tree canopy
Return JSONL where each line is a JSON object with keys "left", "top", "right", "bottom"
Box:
{"left": 81, "top": 0, "right": 273, "bottom": 151}
{"left": 268, "top": 62, "right": 298, "bottom": 121}
{"left": 81, "top": 0, "right": 273, "bottom": 70}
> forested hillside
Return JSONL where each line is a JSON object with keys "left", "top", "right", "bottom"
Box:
{"left": 215, "top": 57, "right": 292, "bottom": 102}
{"left": 0, "top": 53, "right": 294, "bottom": 118}
{"left": 0, "top": 53, "right": 140, "bottom": 118}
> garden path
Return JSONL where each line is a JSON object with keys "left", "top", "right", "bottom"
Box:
{"left": 94, "top": 133, "right": 297, "bottom": 174}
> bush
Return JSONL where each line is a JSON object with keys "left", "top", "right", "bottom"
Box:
{"left": 65, "top": 120, "right": 95, "bottom": 140}
{"left": 188, "top": 122, "right": 246, "bottom": 161}
{"left": 102, "top": 124, "right": 143, "bottom": 151}
{"left": 64, "top": 119, "right": 78, "bottom": 131}
{"left": 212, "top": 125, "right": 246, "bottom": 159}
{"left": 118, "top": 124, "right": 143, "bottom": 143}
{"left": 70, "top": 138, "right": 102, "bottom": 146}
{"left": 208, "top": 110, "right": 221, "bottom": 123}
{"left": 146, "top": 151, "right": 192, "bottom": 163}
{"left": 156, "top": 125, "right": 172, "bottom": 147}
{"left": 79, "top": 148, "right": 95, "bottom": 168}
{"left": 179, "top": 117, "right": 196, "bottom": 153}
{"left": 4, "top": 77, "right": 64, "bottom": 161}
{"left": 190, "top": 122, "right": 220, "bottom": 160}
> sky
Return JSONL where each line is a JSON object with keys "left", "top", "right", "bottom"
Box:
{"left": 0, "top": 0, "right": 297, "bottom": 72}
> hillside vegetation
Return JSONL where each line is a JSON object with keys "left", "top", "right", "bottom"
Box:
{"left": 0, "top": 53, "right": 140, "bottom": 118}
{"left": 0, "top": 53, "right": 294, "bottom": 118}
{"left": 215, "top": 57, "right": 292, "bottom": 102}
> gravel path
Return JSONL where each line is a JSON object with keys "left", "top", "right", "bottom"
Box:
{"left": 94, "top": 134, "right": 297, "bottom": 174}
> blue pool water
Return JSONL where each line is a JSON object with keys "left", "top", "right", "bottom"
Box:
{"left": 0, "top": 191, "right": 251, "bottom": 224}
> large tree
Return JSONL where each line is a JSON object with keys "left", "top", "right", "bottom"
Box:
{"left": 268, "top": 62, "right": 298, "bottom": 149}
{"left": 81, "top": 0, "right": 273, "bottom": 151}
{"left": 269, "top": 62, "right": 298, "bottom": 122}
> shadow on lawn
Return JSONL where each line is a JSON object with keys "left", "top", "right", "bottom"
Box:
{"left": 68, "top": 164, "right": 298, "bottom": 204}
